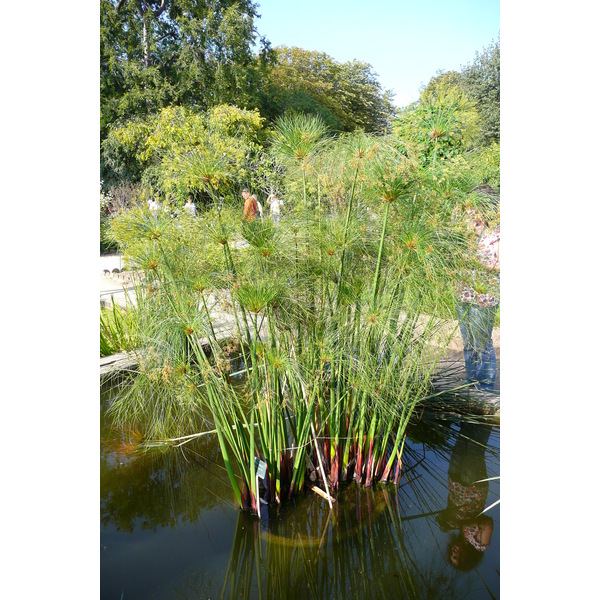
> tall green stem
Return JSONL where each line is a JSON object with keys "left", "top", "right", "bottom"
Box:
{"left": 336, "top": 165, "right": 360, "bottom": 303}
{"left": 371, "top": 201, "right": 391, "bottom": 309}
{"left": 302, "top": 164, "right": 307, "bottom": 207}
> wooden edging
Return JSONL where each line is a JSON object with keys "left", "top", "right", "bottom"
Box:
{"left": 100, "top": 352, "right": 138, "bottom": 376}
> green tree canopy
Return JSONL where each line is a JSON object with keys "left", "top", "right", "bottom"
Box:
{"left": 392, "top": 37, "right": 500, "bottom": 166}
{"left": 101, "top": 104, "right": 264, "bottom": 199}
{"left": 100, "top": 0, "right": 270, "bottom": 139}
{"left": 259, "top": 46, "right": 395, "bottom": 134}
{"left": 393, "top": 73, "right": 481, "bottom": 167}
{"left": 461, "top": 37, "right": 500, "bottom": 144}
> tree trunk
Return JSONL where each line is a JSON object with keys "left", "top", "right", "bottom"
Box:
{"left": 142, "top": 20, "right": 149, "bottom": 67}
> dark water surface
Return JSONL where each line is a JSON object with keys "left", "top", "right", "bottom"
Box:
{"left": 101, "top": 386, "right": 500, "bottom": 599}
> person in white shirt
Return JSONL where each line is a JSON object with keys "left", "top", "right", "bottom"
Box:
{"left": 184, "top": 197, "right": 197, "bottom": 217}
{"left": 267, "top": 193, "right": 283, "bottom": 226}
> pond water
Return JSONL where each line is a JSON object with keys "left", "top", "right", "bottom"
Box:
{"left": 101, "top": 384, "right": 500, "bottom": 599}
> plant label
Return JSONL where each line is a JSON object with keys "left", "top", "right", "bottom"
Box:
{"left": 254, "top": 457, "right": 267, "bottom": 480}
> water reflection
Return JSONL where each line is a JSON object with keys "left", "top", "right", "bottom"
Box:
{"left": 101, "top": 428, "right": 236, "bottom": 533}
{"left": 101, "top": 384, "right": 499, "bottom": 599}
{"left": 435, "top": 421, "right": 495, "bottom": 572}
{"left": 218, "top": 484, "right": 465, "bottom": 600}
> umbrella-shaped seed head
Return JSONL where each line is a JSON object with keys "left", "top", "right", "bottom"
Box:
{"left": 431, "top": 127, "right": 444, "bottom": 140}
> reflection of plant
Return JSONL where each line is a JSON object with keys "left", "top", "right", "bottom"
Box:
{"left": 100, "top": 419, "right": 233, "bottom": 533}
{"left": 218, "top": 486, "right": 442, "bottom": 600}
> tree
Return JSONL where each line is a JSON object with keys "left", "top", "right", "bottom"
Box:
{"left": 115, "top": 1, "right": 168, "bottom": 68}
{"left": 335, "top": 59, "right": 396, "bottom": 133}
{"left": 392, "top": 38, "right": 500, "bottom": 160}
{"left": 461, "top": 37, "right": 500, "bottom": 144}
{"left": 101, "top": 104, "right": 264, "bottom": 200}
{"left": 260, "top": 46, "right": 395, "bottom": 134}
{"left": 393, "top": 74, "right": 480, "bottom": 167}
{"left": 100, "top": 0, "right": 268, "bottom": 140}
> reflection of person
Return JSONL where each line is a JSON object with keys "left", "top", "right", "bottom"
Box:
{"left": 184, "top": 196, "right": 197, "bottom": 217}
{"left": 242, "top": 188, "right": 258, "bottom": 221}
{"left": 457, "top": 203, "right": 500, "bottom": 392}
{"left": 267, "top": 193, "right": 283, "bottom": 226}
{"left": 447, "top": 515, "right": 494, "bottom": 571}
{"left": 436, "top": 421, "right": 495, "bottom": 572}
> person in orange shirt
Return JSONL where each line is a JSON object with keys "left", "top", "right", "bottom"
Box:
{"left": 242, "top": 188, "right": 258, "bottom": 221}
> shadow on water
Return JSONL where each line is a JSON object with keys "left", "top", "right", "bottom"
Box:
{"left": 101, "top": 384, "right": 499, "bottom": 599}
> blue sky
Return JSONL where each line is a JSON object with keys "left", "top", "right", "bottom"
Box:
{"left": 253, "top": 0, "right": 499, "bottom": 107}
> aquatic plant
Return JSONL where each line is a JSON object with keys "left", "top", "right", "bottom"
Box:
{"left": 269, "top": 112, "right": 331, "bottom": 207}
{"left": 105, "top": 120, "right": 474, "bottom": 514}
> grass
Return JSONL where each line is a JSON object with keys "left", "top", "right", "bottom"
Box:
{"left": 100, "top": 304, "right": 140, "bottom": 357}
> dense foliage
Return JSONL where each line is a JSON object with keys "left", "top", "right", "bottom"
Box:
{"left": 102, "top": 104, "right": 265, "bottom": 197}
{"left": 103, "top": 113, "right": 499, "bottom": 513}
{"left": 259, "top": 46, "right": 395, "bottom": 133}
{"left": 393, "top": 37, "right": 499, "bottom": 168}
{"left": 462, "top": 38, "right": 500, "bottom": 145}
{"left": 100, "top": 2, "right": 397, "bottom": 185}
{"left": 100, "top": 5, "right": 500, "bottom": 514}
{"left": 100, "top": 0, "right": 269, "bottom": 139}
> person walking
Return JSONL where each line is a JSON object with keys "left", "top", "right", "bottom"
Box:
{"left": 267, "top": 193, "right": 283, "bottom": 226}
{"left": 242, "top": 188, "right": 258, "bottom": 221}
